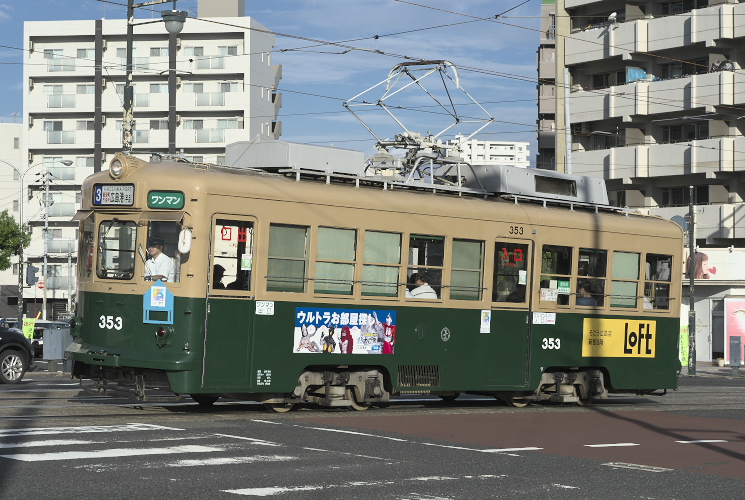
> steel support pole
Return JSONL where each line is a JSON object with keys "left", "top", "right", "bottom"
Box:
{"left": 122, "top": 0, "right": 135, "bottom": 153}
{"left": 42, "top": 171, "right": 49, "bottom": 321}
{"left": 688, "top": 185, "right": 696, "bottom": 375}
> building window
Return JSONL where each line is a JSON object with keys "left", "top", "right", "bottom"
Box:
{"left": 76, "top": 84, "right": 95, "bottom": 94}
{"left": 660, "top": 58, "right": 707, "bottom": 79}
{"left": 77, "top": 157, "right": 94, "bottom": 168}
{"left": 13, "top": 137, "right": 19, "bottom": 149}
{"left": 76, "top": 120, "right": 95, "bottom": 131}
{"left": 150, "top": 47, "right": 169, "bottom": 57}
{"left": 183, "top": 47, "right": 204, "bottom": 57}
{"left": 592, "top": 70, "right": 626, "bottom": 90}
{"left": 220, "top": 82, "right": 240, "bottom": 93}
{"left": 661, "top": 121, "right": 708, "bottom": 143}
{"left": 184, "top": 83, "right": 204, "bottom": 93}
{"left": 13, "top": 200, "right": 18, "bottom": 211}
{"left": 150, "top": 83, "right": 169, "bottom": 93}
{"left": 45, "top": 48, "right": 74, "bottom": 71}
{"left": 183, "top": 119, "right": 203, "bottom": 130}
{"left": 150, "top": 119, "right": 169, "bottom": 130}
{"left": 660, "top": 186, "right": 709, "bottom": 207}
{"left": 77, "top": 48, "right": 95, "bottom": 60}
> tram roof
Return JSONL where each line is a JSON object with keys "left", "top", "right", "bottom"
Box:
{"left": 79, "top": 153, "right": 683, "bottom": 241}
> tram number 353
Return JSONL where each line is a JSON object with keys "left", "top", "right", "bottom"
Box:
{"left": 542, "top": 337, "right": 561, "bottom": 349}
{"left": 99, "top": 315, "right": 123, "bottom": 330}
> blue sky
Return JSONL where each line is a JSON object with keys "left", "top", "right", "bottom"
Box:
{"left": 0, "top": 0, "right": 541, "bottom": 163}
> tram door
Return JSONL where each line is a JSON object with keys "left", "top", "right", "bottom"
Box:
{"left": 490, "top": 239, "right": 533, "bottom": 385}
{"left": 203, "top": 216, "right": 256, "bottom": 389}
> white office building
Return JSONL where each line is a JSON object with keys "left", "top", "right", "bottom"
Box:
{"left": 447, "top": 135, "right": 530, "bottom": 168}
{"left": 19, "top": 0, "right": 281, "bottom": 319}
{"left": 548, "top": 0, "right": 745, "bottom": 362}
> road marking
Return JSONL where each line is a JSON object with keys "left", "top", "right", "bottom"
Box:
{"left": 0, "top": 423, "right": 183, "bottom": 438}
{"left": 602, "top": 462, "right": 673, "bottom": 472}
{"left": 1, "top": 444, "right": 223, "bottom": 462}
{"left": 585, "top": 443, "right": 640, "bottom": 448}
{"left": 0, "top": 439, "right": 98, "bottom": 449}
{"left": 676, "top": 440, "right": 728, "bottom": 444}
{"left": 213, "top": 434, "right": 281, "bottom": 446}
{"left": 481, "top": 447, "right": 543, "bottom": 453}
{"left": 224, "top": 485, "right": 325, "bottom": 496}
{"left": 299, "top": 426, "right": 408, "bottom": 442}
{"left": 170, "top": 455, "right": 298, "bottom": 467}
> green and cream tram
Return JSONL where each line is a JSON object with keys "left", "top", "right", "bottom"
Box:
{"left": 67, "top": 147, "right": 683, "bottom": 411}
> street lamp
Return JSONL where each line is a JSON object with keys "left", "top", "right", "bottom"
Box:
{"left": 123, "top": 0, "right": 187, "bottom": 153}
{"left": 0, "top": 159, "right": 71, "bottom": 322}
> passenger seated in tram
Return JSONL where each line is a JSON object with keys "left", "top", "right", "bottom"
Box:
{"left": 406, "top": 272, "right": 438, "bottom": 299}
{"left": 212, "top": 265, "right": 226, "bottom": 289}
{"left": 576, "top": 281, "right": 597, "bottom": 306}
{"left": 145, "top": 237, "right": 174, "bottom": 282}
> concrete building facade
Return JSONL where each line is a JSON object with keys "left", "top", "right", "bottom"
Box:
{"left": 0, "top": 123, "right": 25, "bottom": 319}
{"left": 18, "top": 3, "right": 281, "bottom": 319}
{"left": 447, "top": 135, "right": 531, "bottom": 168}
{"left": 548, "top": 0, "right": 745, "bottom": 361}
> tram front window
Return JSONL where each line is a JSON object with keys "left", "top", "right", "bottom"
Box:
{"left": 96, "top": 219, "right": 137, "bottom": 280}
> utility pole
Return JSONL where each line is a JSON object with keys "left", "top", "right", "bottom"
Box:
{"left": 67, "top": 242, "right": 73, "bottom": 316}
{"left": 688, "top": 185, "right": 696, "bottom": 375}
{"left": 42, "top": 170, "right": 50, "bottom": 321}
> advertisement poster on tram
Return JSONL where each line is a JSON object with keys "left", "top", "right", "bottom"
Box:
{"left": 293, "top": 307, "right": 397, "bottom": 354}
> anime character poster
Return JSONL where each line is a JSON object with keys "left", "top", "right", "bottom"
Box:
{"left": 293, "top": 307, "right": 397, "bottom": 354}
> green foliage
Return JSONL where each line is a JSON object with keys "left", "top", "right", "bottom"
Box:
{"left": 0, "top": 210, "right": 30, "bottom": 271}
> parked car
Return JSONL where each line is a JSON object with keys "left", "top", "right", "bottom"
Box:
{"left": 0, "top": 326, "right": 34, "bottom": 384}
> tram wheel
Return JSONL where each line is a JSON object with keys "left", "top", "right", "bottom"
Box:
{"left": 191, "top": 395, "right": 218, "bottom": 406}
{"left": 503, "top": 392, "right": 530, "bottom": 408}
{"left": 263, "top": 402, "right": 295, "bottom": 413}
{"left": 346, "top": 388, "right": 371, "bottom": 411}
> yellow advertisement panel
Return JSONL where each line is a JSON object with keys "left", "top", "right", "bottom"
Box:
{"left": 582, "top": 318, "right": 656, "bottom": 358}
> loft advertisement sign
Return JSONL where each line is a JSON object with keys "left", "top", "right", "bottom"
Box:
{"left": 582, "top": 318, "right": 656, "bottom": 358}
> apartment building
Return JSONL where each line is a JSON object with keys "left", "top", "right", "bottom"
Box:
{"left": 20, "top": 1, "right": 281, "bottom": 319}
{"left": 537, "top": 0, "right": 558, "bottom": 169}
{"left": 0, "top": 123, "right": 24, "bottom": 319}
{"left": 549, "top": 0, "right": 745, "bottom": 362}
{"left": 447, "top": 135, "right": 530, "bottom": 168}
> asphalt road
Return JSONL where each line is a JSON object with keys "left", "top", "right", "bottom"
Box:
{"left": 0, "top": 369, "right": 743, "bottom": 499}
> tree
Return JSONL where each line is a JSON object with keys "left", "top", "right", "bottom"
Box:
{"left": 0, "top": 210, "right": 30, "bottom": 271}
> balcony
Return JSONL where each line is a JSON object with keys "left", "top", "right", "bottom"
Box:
{"left": 566, "top": 5, "right": 738, "bottom": 66}
{"left": 571, "top": 137, "right": 745, "bottom": 179}
{"left": 47, "top": 275, "right": 74, "bottom": 291}
{"left": 195, "top": 129, "right": 225, "bottom": 143}
{"left": 48, "top": 202, "right": 76, "bottom": 218}
{"left": 47, "top": 95, "right": 76, "bottom": 108}
{"left": 47, "top": 239, "right": 76, "bottom": 253}
{"left": 196, "top": 93, "right": 226, "bottom": 106}
{"left": 47, "top": 131, "right": 75, "bottom": 144}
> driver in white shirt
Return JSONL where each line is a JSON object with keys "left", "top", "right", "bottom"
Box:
{"left": 145, "top": 237, "right": 174, "bottom": 282}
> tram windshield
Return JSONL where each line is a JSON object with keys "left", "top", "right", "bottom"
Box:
{"left": 96, "top": 219, "right": 137, "bottom": 280}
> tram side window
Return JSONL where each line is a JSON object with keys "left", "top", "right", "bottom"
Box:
{"left": 267, "top": 224, "right": 309, "bottom": 293}
{"left": 79, "top": 215, "right": 95, "bottom": 279}
{"left": 362, "top": 230, "right": 401, "bottom": 297}
{"left": 408, "top": 235, "right": 444, "bottom": 299}
{"left": 644, "top": 254, "right": 672, "bottom": 310}
{"left": 451, "top": 239, "right": 484, "bottom": 300}
{"left": 493, "top": 242, "right": 528, "bottom": 303}
{"left": 212, "top": 219, "right": 253, "bottom": 291}
{"left": 576, "top": 248, "right": 607, "bottom": 307}
{"left": 97, "top": 219, "right": 137, "bottom": 280}
{"left": 540, "top": 245, "right": 573, "bottom": 305}
{"left": 146, "top": 221, "right": 181, "bottom": 282}
{"left": 315, "top": 227, "right": 357, "bottom": 295}
{"left": 610, "top": 251, "right": 640, "bottom": 308}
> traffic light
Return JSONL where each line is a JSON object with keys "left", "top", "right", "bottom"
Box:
{"left": 25, "top": 265, "right": 39, "bottom": 286}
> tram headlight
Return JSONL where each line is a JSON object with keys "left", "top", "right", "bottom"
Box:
{"left": 110, "top": 158, "right": 124, "bottom": 179}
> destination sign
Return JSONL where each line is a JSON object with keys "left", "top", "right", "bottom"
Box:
{"left": 148, "top": 191, "right": 185, "bottom": 209}
{"left": 93, "top": 184, "right": 134, "bottom": 206}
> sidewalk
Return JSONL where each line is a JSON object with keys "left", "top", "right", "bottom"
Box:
{"left": 681, "top": 361, "right": 744, "bottom": 378}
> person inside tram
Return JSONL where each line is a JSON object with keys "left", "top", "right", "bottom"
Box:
{"left": 576, "top": 281, "right": 597, "bottom": 306}
{"left": 406, "top": 272, "right": 438, "bottom": 299}
{"left": 213, "top": 264, "right": 226, "bottom": 289}
{"left": 145, "top": 237, "right": 174, "bottom": 282}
